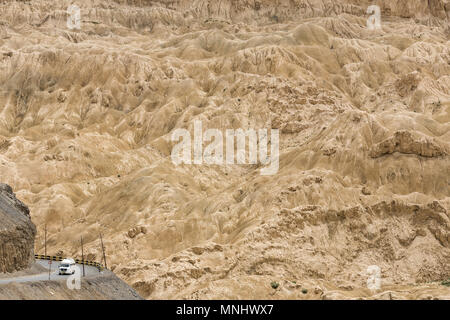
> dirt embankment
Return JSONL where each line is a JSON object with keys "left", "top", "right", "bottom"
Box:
{"left": 0, "top": 271, "right": 143, "bottom": 300}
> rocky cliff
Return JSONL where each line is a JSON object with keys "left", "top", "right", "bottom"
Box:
{"left": 0, "top": 184, "right": 36, "bottom": 273}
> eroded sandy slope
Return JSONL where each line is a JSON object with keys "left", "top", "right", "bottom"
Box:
{"left": 0, "top": 0, "right": 449, "bottom": 299}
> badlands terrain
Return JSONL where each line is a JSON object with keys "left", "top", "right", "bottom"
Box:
{"left": 0, "top": 0, "right": 449, "bottom": 299}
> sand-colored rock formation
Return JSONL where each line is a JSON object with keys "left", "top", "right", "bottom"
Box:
{"left": 0, "top": 0, "right": 448, "bottom": 299}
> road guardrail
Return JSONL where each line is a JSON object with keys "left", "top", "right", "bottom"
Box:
{"left": 35, "top": 254, "right": 105, "bottom": 271}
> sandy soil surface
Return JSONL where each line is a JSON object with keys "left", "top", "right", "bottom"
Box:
{"left": 0, "top": 0, "right": 449, "bottom": 299}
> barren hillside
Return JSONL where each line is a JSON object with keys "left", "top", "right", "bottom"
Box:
{"left": 0, "top": 0, "right": 449, "bottom": 299}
